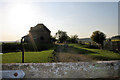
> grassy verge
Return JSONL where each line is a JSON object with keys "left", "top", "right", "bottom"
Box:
{"left": 68, "top": 44, "right": 120, "bottom": 61}
{"left": 2, "top": 50, "right": 54, "bottom": 63}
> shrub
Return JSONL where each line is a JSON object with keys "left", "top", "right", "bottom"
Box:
{"left": 2, "top": 42, "right": 56, "bottom": 53}
{"left": 85, "top": 45, "right": 100, "bottom": 49}
{"left": 2, "top": 42, "right": 21, "bottom": 53}
{"left": 24, "top": 43, "right": 56, "bottom": 51}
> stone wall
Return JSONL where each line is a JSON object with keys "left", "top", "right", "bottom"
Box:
{"left": 2, "top": 61, "right": 120, "bottom": 78}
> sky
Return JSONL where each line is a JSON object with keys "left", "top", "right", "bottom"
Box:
{"left": 0, "top": 0, "right": 119, "bottom": 41}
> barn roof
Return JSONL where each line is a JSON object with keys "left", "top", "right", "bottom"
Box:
{"left": 29, "top": 24, "right": 51, "bottom": 33}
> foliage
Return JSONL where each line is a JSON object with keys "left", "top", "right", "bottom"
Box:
{"left": 91, "top": 31, "right": 106, "bottom": 48}
{"left": 67, "top": 34, "right": 78, "bottom": 43}
{"left": 2, "top": 42, "right": 57, "bottom": 52}
{"left": 24, "top": 43, "right": 57, "bottom": 51}
{"left": 50, "top": 35, "right": 57, "bottom": 43}
{"left": 2, "top": 42, "right": 21, "bottom": 53}
{"left": 2, "top": 50, "right": 54, "bottom": 63}
{"left": 55, "top": 30, "right": 69, "bottom": 43}
{"left": 85, "top": 45, "right": 100, "bottom": 49}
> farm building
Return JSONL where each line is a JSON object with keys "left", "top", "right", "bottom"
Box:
{"left": 24, "top": 24, "right": 51, "bottom": 44}
{"left": 103, "top": 35, "right": 120, "bottom": 52}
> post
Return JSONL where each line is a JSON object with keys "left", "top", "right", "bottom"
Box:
{"left": 21, "top": 37, "right": 24, "bottom": 63}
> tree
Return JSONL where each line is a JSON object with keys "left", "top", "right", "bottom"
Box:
{"left": 55, "top": 30, "right": 69, "bottom": 43}
{"left": 68, "top": 34, "right": 78, "bottom": 43}
{"left": 91, "top": 31, "right": 106, "bottom": 49}
{"left": 50, "top": 35, "right": 57, "bottom": 43}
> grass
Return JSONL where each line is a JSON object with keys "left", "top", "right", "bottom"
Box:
{"left": 68, "top": 44, "right": 120, "bottom": 61}
{"left": 1, "top": 43, "right": 120, "bottom": 63}
{"left": 2, "top": 50, "right": 54, "bottom": 63}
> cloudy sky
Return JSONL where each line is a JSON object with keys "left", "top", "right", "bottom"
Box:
{"left": 0, "top": 0, "right": 119, "bottom": 41}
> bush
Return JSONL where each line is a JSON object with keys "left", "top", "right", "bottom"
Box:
{"left": 24, "top": 43, "right": 56, "bottom": 51}
{"left": 2, "top": 42, "right": 21, "bottom": 53}
{"left": 2, "top": 42, "right": 56, "bottom": 53}
{"left": 85, "top": 45, "right": 100, "bottom": 49}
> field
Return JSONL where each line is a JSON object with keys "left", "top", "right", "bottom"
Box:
{"left": 1, "top": 43, "right": 120, "bottom": 63}
{"left": 2, "top": 50, "right": 54, "bottom": 63}
{"left": 68, "top": 44, "right": 120, "bottom": 61}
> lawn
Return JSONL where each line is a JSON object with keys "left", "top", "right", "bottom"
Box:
{"left": 68, "top": 44, "right": 120, "bottom": 61}
{"left": 2, "top": 50, "right": 54, "bottom": 63}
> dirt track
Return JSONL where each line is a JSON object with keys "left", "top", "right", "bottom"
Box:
{"left": 54, "top": 44, "right": 92, "bottom": 62}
